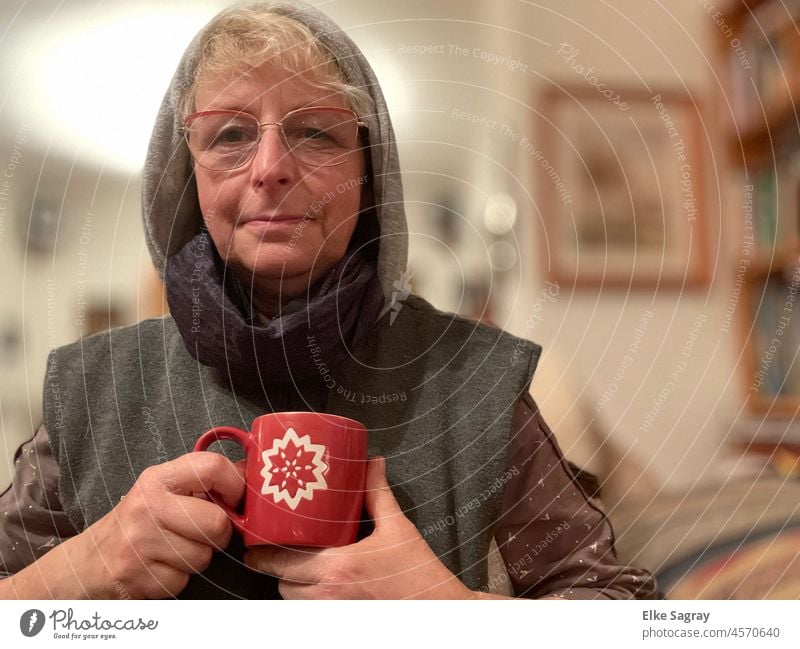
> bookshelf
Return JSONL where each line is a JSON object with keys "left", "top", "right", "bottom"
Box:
{"left": 720, "top": 0, "right": 800, "bottom": 422}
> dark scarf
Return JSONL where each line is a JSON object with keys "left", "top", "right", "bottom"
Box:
{"left": 165, "top": 230, "right": 385, "bottom": 391}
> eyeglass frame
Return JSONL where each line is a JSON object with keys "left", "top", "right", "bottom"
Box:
{"left": 179, "top": 106, "right": 369, "bottom": 171}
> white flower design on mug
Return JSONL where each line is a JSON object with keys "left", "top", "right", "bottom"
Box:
{"left": 260, "top": 427, "right": 329, "bottom": 510}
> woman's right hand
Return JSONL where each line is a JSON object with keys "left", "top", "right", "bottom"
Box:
{"left": 70, "top": 451, "right": 245, "bottom": 599}
{"left": 0, "top": 451, "right": 245, "bottom": 600}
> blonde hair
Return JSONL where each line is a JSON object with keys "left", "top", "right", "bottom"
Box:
{"left": 179, "top": 3, "right": 374, "bottom": 120}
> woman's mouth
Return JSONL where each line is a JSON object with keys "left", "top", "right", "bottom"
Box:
{"left": 242, "top": 215, "right": 311, "bottom": 233}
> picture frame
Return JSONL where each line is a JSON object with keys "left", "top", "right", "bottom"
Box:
{"left": 536, "top": 85, "right": 710, "bottom": 289}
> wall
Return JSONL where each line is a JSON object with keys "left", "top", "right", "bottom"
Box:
{"left": 483, "top": 0, "right": 742, "bottom": 490}
{"left": 334, "top": 0, "right": 744, "bottom": 490}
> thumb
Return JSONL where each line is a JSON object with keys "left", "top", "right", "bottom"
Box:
{"left": 363, "top": 456, "right": 404, "bottom": 527}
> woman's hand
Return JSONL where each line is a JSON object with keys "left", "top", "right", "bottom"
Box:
{"left": 244, "top": 456, "right": 472, "bottom": 599}
{"left": 71, "top": 452, "right": 245, "bottom": 599}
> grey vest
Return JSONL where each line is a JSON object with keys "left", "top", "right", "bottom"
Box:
{"left": 44, "top": 295, "right": 540, "bottom": 597}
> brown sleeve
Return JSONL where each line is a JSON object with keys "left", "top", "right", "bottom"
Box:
{"left": 0, "top": 423, "right": 78, "bottom": 577}
{"left": 493, "top": 393, "right": 658, "bottom": 599}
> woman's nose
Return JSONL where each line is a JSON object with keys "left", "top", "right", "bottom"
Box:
{"left": 248, "top": 126, "right": 298, "bottom": 188}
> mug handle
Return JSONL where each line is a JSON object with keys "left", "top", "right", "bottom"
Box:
{"left": 193, "top": 426, "right": 253, "bottom": 533}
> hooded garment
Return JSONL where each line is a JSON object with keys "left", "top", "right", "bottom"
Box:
{"left": 143, "top": 0, "right": 408, "bottom": 321}
{"left": 149, "top": 0, "right": 411, "bottom": 399}
{"left": 41, "top": 0, "right": 543, "bottom": 598}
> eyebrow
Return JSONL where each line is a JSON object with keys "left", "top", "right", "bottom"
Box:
{"left": 201, "top": 98, "right": 341, "bottom": 114}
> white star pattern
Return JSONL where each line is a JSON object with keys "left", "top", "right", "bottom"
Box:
{"left": 260, "top": 427, "right": 329, "bottom": 511}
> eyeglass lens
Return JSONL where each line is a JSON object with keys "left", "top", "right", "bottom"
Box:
{"left": 185, "top": 110, "right": 358, "bottom": 170}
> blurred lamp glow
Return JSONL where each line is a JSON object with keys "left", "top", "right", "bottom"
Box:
{"left": 488, "top": 240, "right": 517, "bottom": 272}
{"left": 10, "top": 4, "right": 216, "bottom": 174}
{"left": 483, "top": 192, "right": 517, "bottom": 235}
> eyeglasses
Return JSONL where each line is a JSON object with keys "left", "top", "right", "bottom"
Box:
{"left": 180, "top": 106, "right": 367, "bottom": 171}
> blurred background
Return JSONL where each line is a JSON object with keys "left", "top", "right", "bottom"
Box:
{"left": 1, "top": 0, "right": 800, "bottom": 598}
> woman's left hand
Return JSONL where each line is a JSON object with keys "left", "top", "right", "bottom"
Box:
{"left": 244, "top": 456, "right": 472, "bottom": 599}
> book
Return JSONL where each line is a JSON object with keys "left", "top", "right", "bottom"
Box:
{"left": 754, "top": 168, "right": 778, "bottom": 251}
{"left": 731, "top": 414, "right": 800, "bottom": 447}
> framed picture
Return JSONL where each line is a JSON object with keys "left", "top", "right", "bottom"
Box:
{"left": 537, "top": 85, "right": 710, "bottom": 289}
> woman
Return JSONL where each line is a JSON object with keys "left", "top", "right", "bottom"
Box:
{"left": 0, "top": 1, "right": 656, "bottom": 599}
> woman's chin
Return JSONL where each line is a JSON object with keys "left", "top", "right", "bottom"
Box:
{"left": 242, "top": 247, "right": 345, "bottom": 281}
{"left": 232, "top": 256, "right": 321, "bottom": 286}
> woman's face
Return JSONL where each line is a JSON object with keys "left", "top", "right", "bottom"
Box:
{"left": 191, "top": 61, "right": 366, "bottom": 297}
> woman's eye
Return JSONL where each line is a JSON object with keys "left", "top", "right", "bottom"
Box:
{"left": 287, "top": 125, "right": 335, "bottom": 144}
{"left": 212, "top": 126, "right": 253, "bottom": 147}
{"left": 304, "top": 128, "right": 329, "bottom": 139}
{"left": 300, "top": 127, "right": 332, "bottom": 141}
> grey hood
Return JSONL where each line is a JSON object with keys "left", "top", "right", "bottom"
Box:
{"left": 141, "top": 0, "right": 408, "bottom": 315}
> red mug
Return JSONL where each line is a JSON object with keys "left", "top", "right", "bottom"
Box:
{"left": 193, "top": 412, "right": 368, "bottom": 547}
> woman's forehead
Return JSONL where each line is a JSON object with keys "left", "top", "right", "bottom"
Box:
{"left": 193, "top": 61, "right": 347, "bottom": 112}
